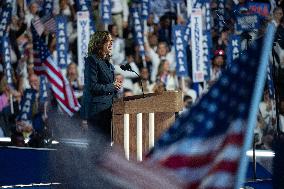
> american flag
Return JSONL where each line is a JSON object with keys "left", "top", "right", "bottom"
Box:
{"left": 32, "top": 16, "right": 56, "bottom": 36}
{"left": 146, "top": 39, "right": 265, "bottom": 188}
{"left": 31, "top": 24, "right": 80, "bottom": 116}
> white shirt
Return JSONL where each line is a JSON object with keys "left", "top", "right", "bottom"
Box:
{"left": 111, "top": 0, "right": 129, "bottom": 22}
{"left": 259, "top": 102, "right": 273, "bottom": 126}
{"left": 280, "top": 114, "right": 284, "bottom": 132}
{"left": 111, "top": 37, "right": 125, "bottom": 65}
{"left": 132, "top": 81, "right": 154, "bottom": 95}
{"left": 114, "top": 62, "right": 139, "bottom": 90}
{"left": 148, "top": 47, "right": 175, "bottom": 82}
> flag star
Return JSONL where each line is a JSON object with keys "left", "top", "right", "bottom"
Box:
{"left": 208, "top": 103, "right": 217, "bottom": 113}
{"left": 218, "top": 111, "right": 226, "bottom": 119}
{"left": 238, "top": 103, "right": 246, "bottom": 113}
{"left": 231, "top": 83, "right": 238, "bottom": 92}
{"left": 231, "top": 65, "right": 239, "bottom": 74}
{"left": 196, "top": 113, "right": 205, "bottom": 122}
{"left": 211, "top": 88, "right": 219, "bottom": 98}
{"left": 240, "top": 71, "right": 246, "bottom": 79}
{"left": 205, "top": 120, "right": 214, "bottom": 130}
{"left": 239, "top": 88, "right": 248, "bottom": 96}
{"left": 220, "top": 76, "right": 229, "bottom": 86}
{"left": 201, "top": 100, "right": 209, "bottom": 109}
{"left": 221, "top": 94, "right": 228, "bottom": 103}
{"left": 229, "top": 100, "right": 237, "bottom": 107}
{"left": 240, "top": 53, "right": 248, "bottom": 62}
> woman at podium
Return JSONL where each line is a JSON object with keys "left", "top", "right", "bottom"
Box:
{"left": 81, "top": 31, "right": 122, "bottom": 141}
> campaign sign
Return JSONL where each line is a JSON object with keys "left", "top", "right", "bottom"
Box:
{"left": 248, "top": 2, "right": 270, "bottom": 18}
{"left": 141, "top": 0, "right": 150, "bottom": 20}
{"left": 204, "top": 0, "right": 211, "bottom": 32}
{"left": 1, "top": 36, "right": 13, "bottom": 85}
{"left": 0, "top": 0, "right": 12, "bottom": 37}
{"left": 43, "top": 0, "right": 53, "bottom": 17}
{"left": 17, "top": 89, "right": 37, "bottom": 124}
{"left": 203, "top": 31, "right": 212, "bottom": 81}
{"left": 56, "top": 16, "right": 68, "bottom": 69}
{"left": 39, "top": 76, "right": 48, "bottom": 103}
{"left": 132, "top": 8, "right": 145, "bottom": 57}
{"left": 183, "top": 19, "right": 191, "bottom": 44}
{"left": 191, "top": 9, "right": 204, "bottom": 82}
{"left": 236, "top": 14, "right": 260, "bottom": 32}
{"left": 100, "top": 0, "right": 112, "bottom": 24}
{"left": 226, "top": 35, "right": 241, "bottom": 68}
{"left": 217, "top": 0, "right": 225, "bottom": 32}
{"left": 173, "top": 25, "right": 188, "bottom": 77}
{"left": 76, "top": 0, "right": 96, "bottom": 34}
{"left": 77, "top": 11, "right": 90, "bottom": 85}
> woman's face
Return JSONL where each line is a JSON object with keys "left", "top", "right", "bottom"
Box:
{"left": 213, "top": 56, "right": 224, "bottom": 67}
{"left": 29, "top": 3, "right": 38, "bottom": 15}
{"left": 163, "top": 61, "right": 170, "bottom": 71}
{"left": 274, "top": 9, "right": 283, "bottom": 23}
{"left": 103, "top": 35, "right": 113, "bottom": 58}
{"left": 68, "top": 64, "right": 77, "bottom": 77}
{"left": 111, "top": 26, "right": 119, "bottom": 37}
{"left": 157, "top": 43, "right": 167, "bottom": 57}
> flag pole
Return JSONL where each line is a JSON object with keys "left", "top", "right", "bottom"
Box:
{"left": 9, "top": 93, "right": 14, "bottom": 114}
{"left": 142, "top": 20, "right": 147, "bottom": 68}
{"left": 234, "top": 23, "right": 276, "bottom": 189}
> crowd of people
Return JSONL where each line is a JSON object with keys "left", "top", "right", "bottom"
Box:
{"left": 0, "top": 0, "right": 284, "bottom": 150}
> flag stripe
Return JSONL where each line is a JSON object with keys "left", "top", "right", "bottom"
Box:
{"left": 31, "top": 24, "right": 80, "bottom": 116}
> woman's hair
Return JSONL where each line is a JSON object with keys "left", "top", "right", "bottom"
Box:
{"left": 88, "top": 31, "right": 111, "bottom": 58}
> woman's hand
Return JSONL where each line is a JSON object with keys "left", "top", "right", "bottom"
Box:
{"left": 114, "top": 80, "right": 122, "bottom": 91}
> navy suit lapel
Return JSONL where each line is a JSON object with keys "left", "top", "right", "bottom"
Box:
{"left": 98, "top": 58, "right": 113, "bottom": 82}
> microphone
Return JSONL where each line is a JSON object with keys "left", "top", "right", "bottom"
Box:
{"left": 120, "top": 63, "right": 145, "bottom": 98}
{"left": 120, "top": 63, "right": 133, "bottom": 72}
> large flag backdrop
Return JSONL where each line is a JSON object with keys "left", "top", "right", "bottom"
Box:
{"left": 146, "top": 24, "right": 276, "bottom": 189}
{"left": 31, "top": 25, "right": 80, "bottom": 116}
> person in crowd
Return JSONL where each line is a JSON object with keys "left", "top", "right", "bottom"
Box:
{"left": 16, "top": 74, "right": 47, "bottom": 147}
{"left": 158, "top": 14, "right": 173, "bottom": 45}
{"left": 150, "top": 0, "right": 174, "bottom": 19}
{"left": 108, "top": 24, "right": 125, "bottom": 66}
{"left": 209, "top": 49, "right": 226, "bottom": 87}
{"left": 148, "top": 34, "right": 159, "bottom": 52}
{"left": 272, "top": 7, "right": 284, "bottom": 26}
{"left": 146, "top": 13, "right": 159, "bottom": 36}
{"left": 145, "top": 40, "right": 175, "bottom": 83}
{"left": 111, "top": 0, "right": 129, "bottom": 38}
{"left": 123, "top": 88, "right": 134, "bottom": 97}
{"left": 114, "top": 53, "right": 139, "bottom": 90}
{"left": 24, "top": 0, "right": 40, "bottom": 28}
{"left": 152, "top": 79, "right": 166, "bottom": 94}
{"left": 133, "top": 67, "right": 154, "bottom": 95}
{"left": 10, "top": 129, "right": 26, "bottom": 147}
{"left": 259, "top": 89, "right": 275, "bottom": 131}
{"left": 66, "top": 63, "right": 83, "bottom": 99}
{"left": 0, "top": 76, "right": 19, "bottom": 137}
{"left": 81, "top": 31, "right": 122, "bottom": 141}
{"left": 8, "top": 16, "right": 27, "bottom": 65}
{"left": 156, "top": 60, "right": 178, "bottom": 91}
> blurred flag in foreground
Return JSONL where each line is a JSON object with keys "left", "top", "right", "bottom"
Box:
{"left": 31, "top": 24, "right": 80, "bottom": 116}
{"left": 146, "top": 24, "right": 276, "bottom": 189}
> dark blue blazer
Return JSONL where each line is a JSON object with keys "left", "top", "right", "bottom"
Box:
{"left": 81, "top": 55, "right": 115, "bottom": 120}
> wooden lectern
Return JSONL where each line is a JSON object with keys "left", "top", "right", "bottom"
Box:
{"left": 112, "top": 91, "right": 183, "bottom": 161}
